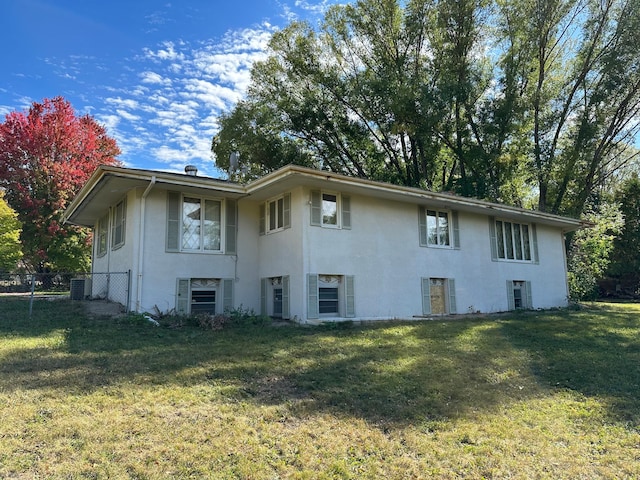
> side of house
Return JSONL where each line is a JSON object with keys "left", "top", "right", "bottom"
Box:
{"left": 64, "top": 165, "right": 581, "bottom": 322}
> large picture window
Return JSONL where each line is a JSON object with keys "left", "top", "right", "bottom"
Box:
{"left": 495, "top": 220, "right": 531, "bottom": 261}
{"left": 182, "top": 196, "right": 221, "bottom": 251}
{"left": 167, "top": 192, "right": 231, "bottom": 253}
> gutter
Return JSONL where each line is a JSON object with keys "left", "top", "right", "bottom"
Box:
{"left": 135, "top": 175, "right": 156, "bottom": 312}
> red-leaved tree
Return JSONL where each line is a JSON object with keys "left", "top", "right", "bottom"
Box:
{"left": 0, "top": 97, "right": 121, "bottom": 272}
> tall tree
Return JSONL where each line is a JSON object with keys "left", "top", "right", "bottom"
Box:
{"left": 0, "top": 97, "right": 121, "bottom": 272}
{"left": 492, "top": 0, "right": 640, "bottom": 214}
{"left": 0, "top": 191, "right": 22, "bottom": 272}
{"left": 212, "top": 0, "right": 640, "bottom": 216}
{"left": 606, "top": 174, "right": 640, "bottom": 294}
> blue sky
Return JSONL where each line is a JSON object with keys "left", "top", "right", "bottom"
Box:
{"left": 0, "top": 0, "right": 344, "bottom": 177}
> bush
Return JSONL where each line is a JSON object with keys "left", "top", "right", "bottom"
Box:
{"left": 194, "top": 305, "right": 272, "bottom": 330}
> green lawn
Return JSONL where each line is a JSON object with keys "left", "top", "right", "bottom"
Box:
{"left": 1, "top": 298, "right": 639, "bottom": 479}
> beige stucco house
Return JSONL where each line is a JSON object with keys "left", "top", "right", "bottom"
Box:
{"left": 64, "top": 164, "right": 582, "bottom": 323}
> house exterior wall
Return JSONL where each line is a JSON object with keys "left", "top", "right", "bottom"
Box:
{"left": 135, "top": 188, "right": 260, "bottom": 314}
{"left": 81, "top": 170, "right": 571, "bottom": 321}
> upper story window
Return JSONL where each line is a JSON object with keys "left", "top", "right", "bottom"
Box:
{"left": 96, "top": 212, "right": 109, "bottom": 257}
{"left": 112, "top": 198, "right": 126, "bottom": 249}
{"left": 167, "top": 192, "right": 237, "bottom": 254}
{"left": 260, "top": 193, "right": 291, "bottom": 235}
{"left": 310, "top": 190, "right": 351, "bottom": 229}
{"left": 182, "top": 196, "right": 221, "bottom": 251}
{"left": 419, "top": 206, "right": 459, "bottom": 248}
{"left": 427, "top": 209, "right": 450, "bottom": 246}
{"left": 489, "top": 217, "right": 538, "bottom": 263}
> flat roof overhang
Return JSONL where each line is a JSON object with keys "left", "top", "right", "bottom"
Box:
{"left": 64, "top": 166, "right": 246, "bottom": 227}
{"left": 245, "top": 166, "right": 584, "bottom": 232}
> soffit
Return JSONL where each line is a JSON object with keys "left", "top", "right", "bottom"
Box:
{"left": 245, "top": 167, "right": 583, "bottom": 231}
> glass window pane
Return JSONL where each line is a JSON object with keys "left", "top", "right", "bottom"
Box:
{"left": 277, "top": 198, "right": 284, "bottom": 229}
{"left": 191, "top": 290, "right": 216, "bottom": 314}
{"left": 427, "top": 210, "right": 437, "bottom": 245}
{"left": 182, "top": 197, "right": 201, "bottom": 250}
{"left": 269, "top": 200, "right": 277, "bottom": 231}
{"left": 319, "top": 287, "right": 339, "bottom": 314}
{"left": 496, "top": 221, "right": 505, "bottom": 258}
{"left": 522, "top": 225, "right": 531, "bottom": 260}
{"left": 505, "top": 222, "right": 514, "bottom": 259}
{"left": 273, "top": 288, "right": 283, "bottom": 317}
{"left": 203, "top": 200, "right": 221, "bottom": 251}
{"left": 438, "top": 211, "right": 449, "bottom": 246}
{"left": 513, "top": 224, "right": 523, "bottom": 260}
{"left": 322, "top": 194, "right": 337, "bottom": 225}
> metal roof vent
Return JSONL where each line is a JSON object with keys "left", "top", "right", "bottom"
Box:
{"left": 184, "top": 165, "right": 198, "bottom": 176}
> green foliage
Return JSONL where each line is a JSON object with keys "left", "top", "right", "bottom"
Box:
{"left": 2, "top": 298, "right": 640, "bottom": 477}
{"left": 0, "top": 191, "right": 22, "bottom": 272}
{"left": 567, "top": 202, "right": 623, "bottom": 300}
{"left": 606, "top": 174, "right": 640, "bottom": 294}
{"left": 194, "top": 305, "right": 272, "bottom": 330}
{"left": 213, "top": 0, "right": 640, "bottom": 216}
{"left": 0, "top": 97, "right": 121, "bottom": 272}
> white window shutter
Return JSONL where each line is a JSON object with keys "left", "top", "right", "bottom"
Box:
{"left": 345, "top": 275, "right": 355, "bottom": 317}
{"left": 259, "top": 203, "right": 266, "bottom": 236}
{"left": 452, "top": 211, "right": 460, "bottom": 249}
{"left": 342, "top": 196, "right": 351, "bottom": 230}
{"left": 506, "top": 280, "right": 515, "bottom": 311}
{"left": 283, "top": 193, "right": 291, "bottom": 229}
{"left": 282, "top": 275, "right": 290, "bottom": 319}
{"left": 222, "top": 278, "right": 234, "bottom": 313}
{"left": 176, "top": 278, "right": 190, "bottom": 315}
{"left": 489, "top": 216, "right": 498, "bottom": 261}
{"left": 448, "top": 278, "right": 457, "bottom": 314}
{"left": 166, "top": 191, "right": 180, "bottom": 252}
{"left": 418, "top": 206, "right": 427, "bottom": 246}
{"left": 421, "top": 277, "right": 431, "bottom": 315}
{"left": 531, "top": 224, "right": 539, "bottom": 264}
{"left": 307, "top": 274, "right": 319, "bottom": 319}
{"left": 225, "top": 199, "right": 237, "bottom": 255}
{"left": 310, "top": 191, "right": 321, "bottom": 226}
{"left": 525, "top": 281, "right": 533, "bottom": 309}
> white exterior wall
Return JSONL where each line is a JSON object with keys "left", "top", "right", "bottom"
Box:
{"left": 298, "top": 188, "right": 569, "bottom": 321}
{"left": 87, "top": 180, "right": 570, "bottom": 320}
{"left": 134, "top": 189, "right": 260, "bottom": 314}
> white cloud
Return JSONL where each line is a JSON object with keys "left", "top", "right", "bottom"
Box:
{"left": 139, "top": 71, "right": 172, "bottom": 85}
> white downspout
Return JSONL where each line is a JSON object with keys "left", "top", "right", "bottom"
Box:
{"left": 136, "top": 176, "right": 156, "bottom": 312}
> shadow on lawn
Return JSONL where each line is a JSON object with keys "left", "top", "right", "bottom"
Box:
{"left": 498, "top": 307, "right": 640, "bottom": 424}
{"left": 1, "top": 299, "right": 639, "bottom": 428}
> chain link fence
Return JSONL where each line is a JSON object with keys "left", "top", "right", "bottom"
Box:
{"left": 0, "top": 271, "right": 130, "bottom": 316}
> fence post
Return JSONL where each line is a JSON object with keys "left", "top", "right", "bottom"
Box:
{"left": 29, "top": 274, "right": 35, "bottom": 318}
{"left": 126, "top": 269, "right": 132, "bottom": 312}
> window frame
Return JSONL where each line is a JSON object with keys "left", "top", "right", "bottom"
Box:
{"left": 421, "top": 277, "right": 457, "bottom": 315}
{"left": 263, "top": 193, "right": 290, "bottom": 235}
{"left": 494, "top": 219, "right": 534, "bottom": 262}
{"left": 310, "top": 190, "right": 351, "bottom": 230}
{"left": 180, "top": 194, "right": 223, "bottom": 253}
{"left": 96, "top": 212, "right": 109, "bottom": 257}
{"left": 426, "top": 209, "right": 452, "bottom": 248}
{"left": 167, "top": 192, "right": 237, "bottom": 255}
{"left": 307, "top": 274, "right": 355, "bottom": 319}
{"left": 111, "top": 198, "right": 126, "bottom": 250}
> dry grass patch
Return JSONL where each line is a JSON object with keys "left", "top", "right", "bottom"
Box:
{"left": 1, "top": 297, "right": 639, "bottom": 478}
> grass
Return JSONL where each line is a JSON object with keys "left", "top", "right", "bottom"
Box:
{"left": 1, "top": 297, "right": 639, "bottom": 478}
